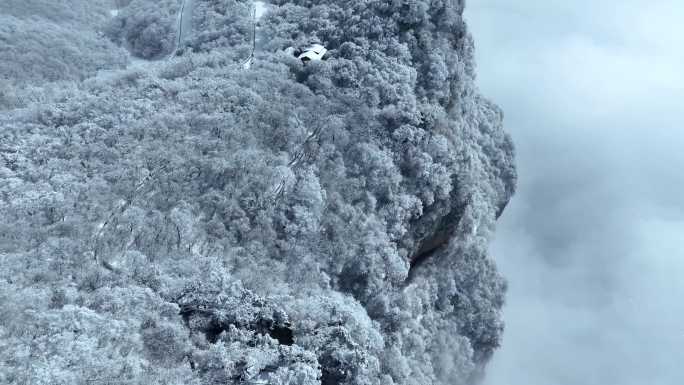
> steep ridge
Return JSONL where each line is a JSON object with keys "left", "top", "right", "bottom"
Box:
{"left": 0, "top": 1, "right": 515, "bottom": 384}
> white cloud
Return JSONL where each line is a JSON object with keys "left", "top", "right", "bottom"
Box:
{"left": 466, "top": 1, "right": 684, "bottom": 384}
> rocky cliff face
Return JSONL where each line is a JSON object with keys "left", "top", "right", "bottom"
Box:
{"left": 0, "top": 1, "right": 515, "bottom": 384}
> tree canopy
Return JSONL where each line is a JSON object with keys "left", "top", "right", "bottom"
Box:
{"left": 0, "top": 1, "right": 515, "bottom": 384}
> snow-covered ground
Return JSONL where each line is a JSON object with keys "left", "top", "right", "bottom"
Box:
{"left": 169, "top": 0, "right": 194, "bottom": 57}
{"left": 243, "top": 1, "right": 269, "bottom": 69}
{"left": 177, "top": 0, "right": 194, "bottom": 49}
{"left": 254, "top": 1, "right": 267, "bottom": 19}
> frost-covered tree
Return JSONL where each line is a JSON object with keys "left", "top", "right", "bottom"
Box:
{"left": 0, "top": 15, "right": 126, "bottom": 86}
{"left": 0, "top": 0, "right": 515, "bottom": 384}
{"left": 105, "top": 0, "right": 181, "bottom": 59}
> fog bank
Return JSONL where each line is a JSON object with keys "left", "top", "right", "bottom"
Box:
{"left": 466, "top": 1, "right": 684, "bottom": 384}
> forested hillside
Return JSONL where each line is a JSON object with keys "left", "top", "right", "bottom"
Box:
{"left": 0, "top": 1, "right": 516, "bottom": 384}
{"left": 0, "top": 0, "right": 126, "bottom": 88}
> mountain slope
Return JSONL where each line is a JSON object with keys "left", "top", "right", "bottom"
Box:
{"left": 0, "top": 1, "right": 515, "bottom": 384}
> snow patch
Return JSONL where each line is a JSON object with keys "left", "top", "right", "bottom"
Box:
{"left": 243, "top": 57, "right": 253, "bottom": 70}
{"left": 109, "top": 9, "right": 119, "bottom": 17}
{"left": 254, "top": 1, "right": 267, "bottom": 20}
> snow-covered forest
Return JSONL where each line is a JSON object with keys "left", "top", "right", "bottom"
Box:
{"left": 0, "top": 1, "right": 515, "bottom": 384}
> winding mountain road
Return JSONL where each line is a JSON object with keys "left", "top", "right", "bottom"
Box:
{"left": 172, "top": 0, "right": 195, "bottom": 56}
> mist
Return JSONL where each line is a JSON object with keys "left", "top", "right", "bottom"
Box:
{"left": 466, "top": 1, "right": 684, "bottom": 384}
